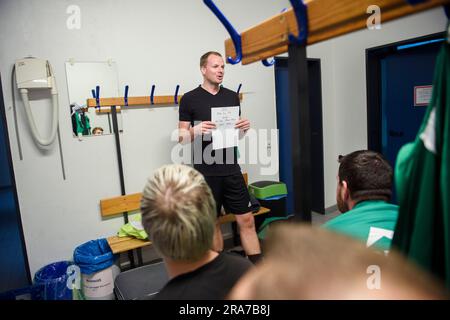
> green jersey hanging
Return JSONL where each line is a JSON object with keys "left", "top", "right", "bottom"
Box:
{"left": 392, "top": 40, "right": 450, "bottom": 288}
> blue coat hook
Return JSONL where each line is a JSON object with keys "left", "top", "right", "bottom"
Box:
{"left": 262, "top": 58, "right": 275, "bottom": 67}
{"left": 124, "top": 85, "right": 129, "bottom": 106}
{"left": 288, "top": 0, "right": 308, "bottom": 45}
{"left": 150, "top": 85, "right": 155, "bottom": 105}
{"left": 237, "top": 83, "right": 242, "bottom": 94}
{"left": 174, "top": 85, "right": 180, "bottom": 105}
{"left": 95, "top": 86, "right": 100, "bottom": 110}
{"left": 203, "top": 0, "right": 242, "bottom": 64}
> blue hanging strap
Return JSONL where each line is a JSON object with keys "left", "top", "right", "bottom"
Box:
{"left": 150, "top": 85, "right": 155, "bottom": 105}
{"left": 124, "top": 85, "right": 129, "bottom": 106}
{"left": 91, "top": 89, "right": 96, "bottom": 99}
{"left": 237, "top": 83, "right": 242, "bottom": 94}
{"left": 95, "top": 86, "right": 100, "bottom": 110}
{"left": 174, "top": 85, "right": 180, "bottom": 105}
{"left": 288, "top": 0, "right": 308, "bottom": 45}
{"left": 203, "top": 0, "right": 242, "bottom": 64}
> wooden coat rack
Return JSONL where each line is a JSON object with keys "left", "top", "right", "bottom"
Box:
{"left": 86, "top": 93, "right": 244, "bottom": 113}
{"left": 224, "top": 0, "right": 450, "bottom": 65}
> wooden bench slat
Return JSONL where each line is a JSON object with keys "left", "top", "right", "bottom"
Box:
{"left": 107, "top": 236, "right": 152, "bottom": 254}
{"left": 100, "top": 192, "right": 142, "bottom": 217}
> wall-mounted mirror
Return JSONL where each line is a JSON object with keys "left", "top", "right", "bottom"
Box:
{"left": 65, "top": 61, "right": 123, "bottom": 137}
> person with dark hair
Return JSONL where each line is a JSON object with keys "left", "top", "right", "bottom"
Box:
{"left": 323, "top": 150, "right": 399, "bottom": 251}
{"left": 177, "top": 51, "right": 262, "bottom": 264}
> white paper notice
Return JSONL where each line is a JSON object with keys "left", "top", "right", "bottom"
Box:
{"left": 211, "top": 106, "right": 239, "bottom": 150}
{"left": 414, "top": 85, "right": 433, "bottom": 106}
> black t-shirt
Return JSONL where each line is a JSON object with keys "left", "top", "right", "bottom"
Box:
{"left": 153, "top": 252, "right": 253, "bottom": 300}
{"left": 179, "top": 86, "right": 241, "bottom": 176}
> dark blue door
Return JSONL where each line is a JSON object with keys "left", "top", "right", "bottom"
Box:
{"left": 275, "top": 59, "right": 324, "bottom": 214}
{"left": 0, "top": 74, "right": 30, "bottom": 293}
{"left": 381, "top": 42, "right": 441, "bottom": 170}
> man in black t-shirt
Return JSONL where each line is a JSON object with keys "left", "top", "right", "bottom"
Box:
{"left": 141, "top": 164, "right": 253, "bottom": 299}
{"left": 178, "top": 51, "right": 262, "bottom": 264}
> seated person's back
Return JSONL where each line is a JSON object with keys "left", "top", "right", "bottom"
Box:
{"left": 140, "top": 164, "right": 253, "bottom": 300}
{"left": 323, "top": 150, "right": 399, "bottom": 251}
{"left": 155, "top": 252, "right": 251, "bottom": 300}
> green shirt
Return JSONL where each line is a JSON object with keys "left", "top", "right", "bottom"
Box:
{"left": 323, "top": 200, "right": 399, "bottom": 251}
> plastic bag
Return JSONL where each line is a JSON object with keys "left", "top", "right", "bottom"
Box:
{"left": 73, "top": 238, "right": 114, "bottom": 275}
{"left": 33, "top": 261, "right": 74, "bottom": 300}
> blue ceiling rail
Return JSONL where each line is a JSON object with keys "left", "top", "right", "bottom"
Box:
{"left": 396, "top": 38, "right": 444, "bottom": 50}
{"left": 203, "top": 0, "right": 242, "bottom": 64}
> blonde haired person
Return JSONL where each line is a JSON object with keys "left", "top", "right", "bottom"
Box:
{"left": 141, "top": 164, "right": 252, "bottom": 300}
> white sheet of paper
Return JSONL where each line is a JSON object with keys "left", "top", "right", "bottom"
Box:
{"left": 211, "top": 106, "right": 240, "bottom": 150}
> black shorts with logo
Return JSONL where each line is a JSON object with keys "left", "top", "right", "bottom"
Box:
{"left": 204, "top": 174, "right": 252, "bottom": 217}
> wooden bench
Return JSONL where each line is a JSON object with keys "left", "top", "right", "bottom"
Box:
{"left": 99, "top": 173, "right": 268, "bottom": 256}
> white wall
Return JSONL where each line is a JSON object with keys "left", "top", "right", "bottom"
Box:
{"left": 0, "top": 0, "right": 447, "bottom": 276}
{"left": 0, "top": 0, "right": 288, "bottom": 276}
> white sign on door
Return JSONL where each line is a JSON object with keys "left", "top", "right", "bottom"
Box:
{"left": 414, "top": 85, "right": 432, "bottom": 107}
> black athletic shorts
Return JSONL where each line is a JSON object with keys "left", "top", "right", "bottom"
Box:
{"left": 204, "top": 173, "right": 252, "bottom": 217}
